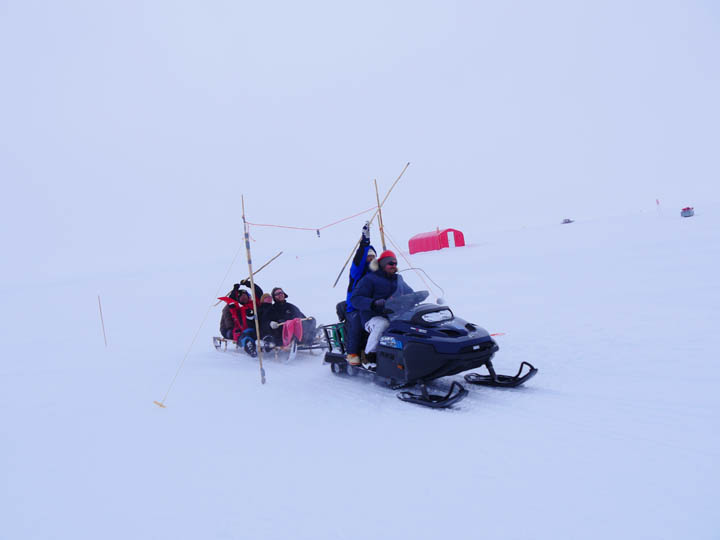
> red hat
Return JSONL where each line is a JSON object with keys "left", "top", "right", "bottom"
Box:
{"left": 378, "top": 250, "right": 396, "bottom": 261}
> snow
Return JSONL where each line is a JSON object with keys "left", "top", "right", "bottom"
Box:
{"left": 2, "top": 209, "right": 719, "bottom": 540}
{"left": 2, "top": 1, "right": 719, "bottom": 538}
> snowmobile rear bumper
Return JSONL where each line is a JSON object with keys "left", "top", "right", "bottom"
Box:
{"left": 464, "top": 360, "right": 537, "bottom": 388}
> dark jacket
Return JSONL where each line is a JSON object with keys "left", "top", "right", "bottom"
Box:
{"left": 267, "top": 300, "right": 307, "bottom": 343}
{"left": 350, "top": 269, "right": 414, "bottom": 326}
{"left": 257, "top": 302, "right": 274, "bottom": 338}
{"left": 268, "top": 301, "right": 305, "bottom": 324}
{"left": 346, "top": 238, "right": 375, "bottom": 312}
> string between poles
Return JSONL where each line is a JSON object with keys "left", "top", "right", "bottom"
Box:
{"left": 154, "top": 242, "right": 246, "bottom": 408}
{"left": 245, "top": 206, "right": 375, "bottom": 232}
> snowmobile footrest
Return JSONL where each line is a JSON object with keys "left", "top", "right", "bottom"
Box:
{"left": 397, "top": 381, "right": 468, "bottom": 409}
{"left": 464, "top": 361, "right": 537, "bottom": 388}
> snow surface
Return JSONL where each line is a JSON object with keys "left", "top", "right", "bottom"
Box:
{"left": 2, "top": 209, "right": 719, "bottom": 540}
{"left": 2, "top": 2, "right": 719, "bottom": 539}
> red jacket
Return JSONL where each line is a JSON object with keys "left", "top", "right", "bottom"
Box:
{"left": 220, "top": 298, "right": 256, "bottom": 340}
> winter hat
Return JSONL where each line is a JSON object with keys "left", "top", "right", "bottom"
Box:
{"left": 378, "top": 250, "right": 397, "bottom": 269}
{"left": 271, "top": 287, "right": 288, "bottom": 301}
{"left": 237, "top": 289, "right": 251, "bottom": 302}
{"left": 367, "top": 246, "right": 379, "bottom": 272}
{"left": 260, "top": 293, "right": 272, "bottom": 304}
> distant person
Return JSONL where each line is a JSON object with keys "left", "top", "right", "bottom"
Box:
{"left": 350, "top": 250, "right": 413, "bottom": 359}
{"left": 343, "top": 221, "right": 377, "bottom": 365}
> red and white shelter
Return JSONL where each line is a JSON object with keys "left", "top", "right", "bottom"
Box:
{"left": 408, "top": 228, "right": 465, "bottom": 255}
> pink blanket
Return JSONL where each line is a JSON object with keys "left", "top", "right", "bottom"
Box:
{"left": 282, "top": 318, "right": 304, "bottom": 347}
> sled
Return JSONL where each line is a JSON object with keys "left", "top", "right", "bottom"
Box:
{"left": 213, "top": 336, "right": 239, "bottom": 351}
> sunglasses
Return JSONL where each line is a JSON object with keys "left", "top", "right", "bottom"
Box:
{"left": 273, "top": 291, "right": 285, "bottom": 296}
{"left": 385, "top": 261, "right": 397, "bottom": 267}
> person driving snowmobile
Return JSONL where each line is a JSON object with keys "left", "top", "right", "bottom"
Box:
{"left": 350, "top": 250, "right": 413, "bottom": 363}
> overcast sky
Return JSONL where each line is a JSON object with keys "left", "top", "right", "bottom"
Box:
{"left": 1, "top": 0, "right": 718, "bottom": 282}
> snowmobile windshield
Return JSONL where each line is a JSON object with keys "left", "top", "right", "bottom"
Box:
{"left": 419, "top": 308, "right": 453, "bottom": 323}
{"left": 386, "top": 291, "right": 430, "bottom": 320}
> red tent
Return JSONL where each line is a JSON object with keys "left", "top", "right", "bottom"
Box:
{"left": 408, "top": 228, "right": 465, "bottom": 255}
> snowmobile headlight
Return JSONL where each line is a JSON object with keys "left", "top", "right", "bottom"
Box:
{"left": 420, "top": 309, "right": 453, "bottom": 323}
{"left": 379, "top": 336, "right": 403, "bottom": 349}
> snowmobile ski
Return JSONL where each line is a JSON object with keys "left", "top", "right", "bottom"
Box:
{"left": 464, "top": 360, "right": 537, "bottom": 388}
{"left": 397, "top": 381, "right": 468, "bottom": 409}
{"left": 285, "top": 338, "right": 298, "bottom": 362}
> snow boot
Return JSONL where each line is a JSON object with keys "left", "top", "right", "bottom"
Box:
{"left": 243, "top": 338, "right": 257, "bottom": 358}
{"left": 347, "top": 353, "right": 361, "bottom": 366}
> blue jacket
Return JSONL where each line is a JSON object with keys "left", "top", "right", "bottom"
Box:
{"left": 351, "top": 269, "right": 414, "bottom": 326}
{"left": 345, "top": 240, "right": 375, "bottom": 312}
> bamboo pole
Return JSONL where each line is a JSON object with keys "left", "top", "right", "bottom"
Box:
{"left": 242, "top": 195, "right": 266, "bottom": 385}
{"left": 374, "top": 179, "right": 387, "bottom": 252}
{"left": 273, "top": 317, "right": 313, "bottom": 327}
{"left": 332, "top": 162, "right": 410, "bottom": 287}
{"left": 245, "top": 251, "right": 283, "bottom": 282}
{"left": 213, "top": 250, "right": 283, "bottom": 307}
{"left": 98, "top": 295, "right": 108, "bottom": 347}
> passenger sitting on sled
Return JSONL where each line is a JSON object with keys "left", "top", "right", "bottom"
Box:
{"left": 343, "top": 221, "right": 377, "bottom": 365}
{"left": 219, "top": 281, "right": 263, "bottom": 356}
{"left": 257, "top": 293, "right": 275, "bottom": 339}
{"left": 267, "top": 287, "right": 317, "bottom": 348}
{"left": 350, "top": 250, "right": 413, "bottom": 365}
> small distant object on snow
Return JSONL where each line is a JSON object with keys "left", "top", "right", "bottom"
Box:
{"left": 681, "top": 207, "right": 694, "bottom": 218}
{"left": 561, "top": 218, "right": 574, "bottom": 224}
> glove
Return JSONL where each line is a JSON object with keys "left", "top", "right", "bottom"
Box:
{"left": 232, "top": 283, "right": 240, "bottom": 290}
{"left": 240, "top": 279, "right": 251, "bottom": 287}
{"left": 371, "top": 298, "right": 386, "bottom": 313}
{"left": 270, "top": 321, "right": 280, "bottom": 329}
{"left": 362, "top": 221, "right": 370, "bottom": 241}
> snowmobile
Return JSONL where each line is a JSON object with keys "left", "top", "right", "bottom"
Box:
{"left": 322, "top": 291, "right": 537, "bottom": 409}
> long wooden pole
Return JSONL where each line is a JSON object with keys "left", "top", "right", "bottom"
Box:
{"left": 213, "top": 250, "right": 284, "bottom": 307}
{"left": 242, "top": 195, "right": 266, "bottom": 385}
{"left": 374, "top": 179, "right": 387, "bottom": 252}
{"left": 98, "top": 295, "right": 108, "bottom": 347}
{"left": 245, "top": 251, "right": 282, "bottom": 282}
{"left": 332, "top": 162, "right": 409, "bottom": 287}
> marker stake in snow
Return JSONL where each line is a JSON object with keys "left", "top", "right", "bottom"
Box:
{"left": 98, "top": 295, "right": 108, "bottom": 347}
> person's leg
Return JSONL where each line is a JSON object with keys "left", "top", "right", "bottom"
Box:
{"left": 240, "top": 328, "right": 257, "bottom": 356}
{"left": 364, "top": 316, "right": 390, "bottom": 354}
{"left": 345, "top": 310, "right": 360, "bottom": 355}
